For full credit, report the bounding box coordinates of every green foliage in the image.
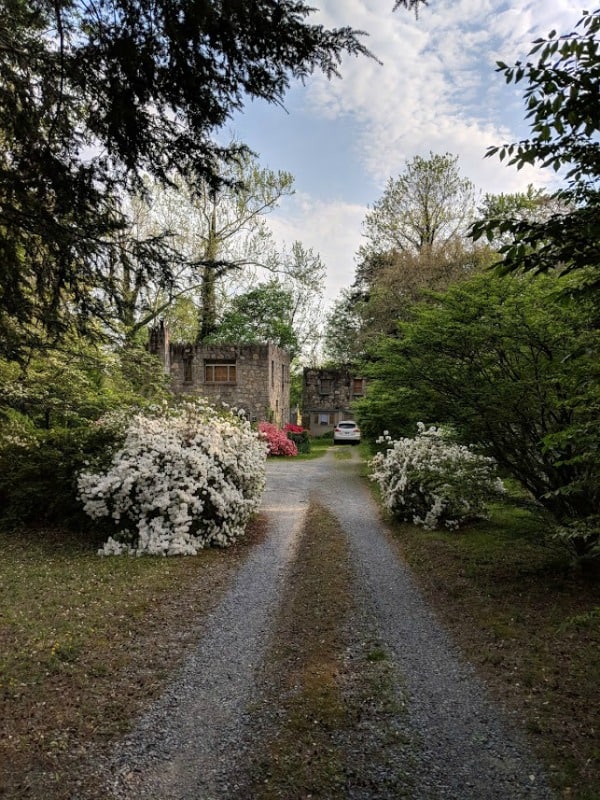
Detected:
[362,271,599,555]
[206,281,299,356]
[116,343,171,401]
[273,241,326,364]
[0,340,169,429]
[0,336,168,528]
[0,0,373,355]
[1,349,103,430]
[286,429,311,454]
[0,423,123,527]
[290,371,303,410]
[322,288,368,367]
[187,158,295,340]
[476,186,564,251]
[359,152,476,258]
[117,155,298,346]
[325,154,490,366]
[472,10,600,289]
[370,426,504,530]
[160,295,200,344]
[353,384,416,442]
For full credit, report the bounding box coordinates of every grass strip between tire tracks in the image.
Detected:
[234,499,413,800]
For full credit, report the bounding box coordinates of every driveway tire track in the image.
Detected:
[104,448,554,799]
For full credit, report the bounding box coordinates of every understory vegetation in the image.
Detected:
[359,270,599,559]
[79,400,268,555]
[1,494,597,799]
[385,497,600,800]
[370,424,505,531]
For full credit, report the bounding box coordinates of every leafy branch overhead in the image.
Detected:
[0,0,388,357]
[471,9,600,286]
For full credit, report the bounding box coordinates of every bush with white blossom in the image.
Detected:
[78,400,268,556]
[370,423,504,530]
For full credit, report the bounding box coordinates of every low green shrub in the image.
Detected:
[0,420,124,527]
[285,423,311,454]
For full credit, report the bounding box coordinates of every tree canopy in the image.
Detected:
[205,280,299,357]
[472,9,600,291]
[324,153,487,364]
[1,1,428,358]
[357,270,599,554]
[359,152,476,262]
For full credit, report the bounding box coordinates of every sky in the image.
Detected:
[224,0,585,307]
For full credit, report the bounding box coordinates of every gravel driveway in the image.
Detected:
[105,448,554,799]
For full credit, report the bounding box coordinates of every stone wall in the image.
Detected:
[301,367,366,435]
[149,324,290,426]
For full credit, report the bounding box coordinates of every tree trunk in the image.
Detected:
[197,196,219,341]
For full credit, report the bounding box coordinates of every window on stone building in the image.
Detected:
[319,378,333,395]
[314,413,334,425]
[352,378,365,396]
[204,361,236,383]
[183,357,193,383]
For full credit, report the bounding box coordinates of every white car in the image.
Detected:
[333,420,361,445]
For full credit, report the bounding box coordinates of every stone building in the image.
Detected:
[149,323,290,426]
[301,367,367,436]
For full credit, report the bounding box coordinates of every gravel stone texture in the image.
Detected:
[101,448,555,800]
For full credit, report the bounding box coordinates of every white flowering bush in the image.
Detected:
[78,400,268,556]
[370,423,504,530]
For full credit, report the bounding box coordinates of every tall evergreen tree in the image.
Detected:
[0,1,424,357]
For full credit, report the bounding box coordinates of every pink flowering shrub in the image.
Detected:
[259,421,298,457]
[284,423,304,434]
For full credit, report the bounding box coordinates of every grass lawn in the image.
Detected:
[383,498,600,800]
[0,521,266,799]
[294,435,332,459]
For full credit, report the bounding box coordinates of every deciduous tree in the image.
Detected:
[359,152,476,262]
[322,288,368,367]
[2,0,398,355]
[472,10,600,292]
[116,156,294,342]
[205,280,299,357]
[324,154,486,362]
[360,271,599,556]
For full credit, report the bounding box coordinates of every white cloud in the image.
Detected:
[235,1,585,307]
[267,194,367,304]
[306,0,583,194]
